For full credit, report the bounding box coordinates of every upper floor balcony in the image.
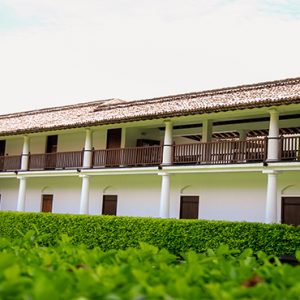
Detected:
[0,135,299,172]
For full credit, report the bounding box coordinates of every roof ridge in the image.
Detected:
[0,98,124,120]
[93,76,300,112]
[1,76,300,118]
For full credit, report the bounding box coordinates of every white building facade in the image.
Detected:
[1,77,300,225]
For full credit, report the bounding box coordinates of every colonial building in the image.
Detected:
[0,77,300,225]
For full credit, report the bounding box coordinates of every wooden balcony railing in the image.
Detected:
[0,155,21,171]
[29,151,83,170]
[173,138,267,165]
[93,145,163,167]
[280,136,300,161]
[1,136,300,172]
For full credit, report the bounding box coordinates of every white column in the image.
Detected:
[82,129,93,168]
[162,120,173,165]
[202,119,212,142]
[238,130,248,141]
[121,128,126,148]
[202,120,212,163]
[267,109,280,161]
[264,170,278,223]
[17,176,27,211]
[21,136,30,170]
[79,175,90,214]
[159,172,170,218]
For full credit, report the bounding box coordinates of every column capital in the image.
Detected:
[163,119,172,125]
[79,174,90,178]
[262,170,279,175]
[17,176,26,180]
[158,172,170,176]
[202,118,212,123]
[267,108,279,115]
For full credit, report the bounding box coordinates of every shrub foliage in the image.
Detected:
[0,234,300,299]
[0,212,300,255]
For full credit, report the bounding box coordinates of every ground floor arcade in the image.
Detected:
[1,166,300,225]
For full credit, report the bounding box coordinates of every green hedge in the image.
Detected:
[0,211,300,255]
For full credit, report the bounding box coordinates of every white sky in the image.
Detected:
[0,0,300,114]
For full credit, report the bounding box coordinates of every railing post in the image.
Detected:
[263,136,268,162]
[27,152,31,170]
[278,135,283,160]
[91,147,95,168]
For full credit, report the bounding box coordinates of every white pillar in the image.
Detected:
[121,128,126,148]
[82,129,93,168]
[21,136,30,170]
[264,170,278,223]
[267,109,280,161]
[17,176,27,211]
[162,120,173,165]
[159,172,170,218]
[79,175,90,214]
[202,119,212,142]
[238,130,248,141]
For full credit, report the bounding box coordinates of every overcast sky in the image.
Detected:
[0,0,300,114]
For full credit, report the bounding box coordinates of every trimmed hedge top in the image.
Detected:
[0,212,300,255]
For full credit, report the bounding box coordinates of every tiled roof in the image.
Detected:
[1,77,300,136]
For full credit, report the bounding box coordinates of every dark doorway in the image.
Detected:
[45,135,58,169]
[0,140,5,170]
[106,129,122,166]
[41,194,53,213]
[46,135,58,153]
[180,196,199,219]
[282,197,300,226]
[107,129,121,149]
[102,195,118,215]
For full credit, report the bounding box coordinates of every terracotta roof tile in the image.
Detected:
[1,77,300,136]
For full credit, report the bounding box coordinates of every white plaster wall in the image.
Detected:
[5,138,23,155]
[125,128,142,147]
[89,174,161,217]
[57,132,85,152]
[93,129,107,150]
[30,136,46,153]
[170,172,267,222]
[0,178,19,210]
[25,176,81,213]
